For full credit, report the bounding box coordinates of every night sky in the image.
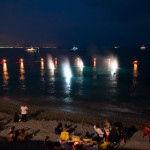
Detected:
[0,0,150,47]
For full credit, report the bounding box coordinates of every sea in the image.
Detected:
[0,48,150,117]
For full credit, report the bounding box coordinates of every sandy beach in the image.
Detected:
[0,101,150,150]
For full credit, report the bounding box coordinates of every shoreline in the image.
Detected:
[0,101,149,129]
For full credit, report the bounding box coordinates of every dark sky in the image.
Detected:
[0,0,150,47]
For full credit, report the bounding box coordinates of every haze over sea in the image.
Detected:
[0,48,150,117]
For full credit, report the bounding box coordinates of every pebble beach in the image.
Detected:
[0,101,150,149]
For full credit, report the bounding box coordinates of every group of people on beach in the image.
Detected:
[7,126,29,143]
[5,104,150,149]
[44,120,128,150]
[7,104,29,143]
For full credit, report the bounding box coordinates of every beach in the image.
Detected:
[0,101,150,149]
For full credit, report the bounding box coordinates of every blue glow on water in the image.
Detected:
[0,48,150,116]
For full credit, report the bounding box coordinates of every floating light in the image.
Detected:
[41,61,44,70]
[3,59,6,63]
[133,60,138,64]
[55,58,57,67]
[93,58,96,67]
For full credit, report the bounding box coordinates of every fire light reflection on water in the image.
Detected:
[19,60,26,90]
[76,57,84,75]
[3,62,9,90]
[40,58,45,90]
[133,61,138,87]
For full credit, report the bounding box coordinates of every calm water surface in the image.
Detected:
[0,48,150,117]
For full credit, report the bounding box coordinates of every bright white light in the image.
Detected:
[79,60,84,68]
[47,55,55,75]
[48,57,55,70]
[62,59,72,84]
[109,58,118,74]
[62,59,72,96]
[76,57,84,72]
[62,63,72,78]
[111,60,118,70]
[79,60,84,71]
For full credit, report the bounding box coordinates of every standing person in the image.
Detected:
[20,104,28,122]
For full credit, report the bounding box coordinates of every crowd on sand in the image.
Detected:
[2,105,150,150]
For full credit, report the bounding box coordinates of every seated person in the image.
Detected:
[83,131,92,142]
[53,141,62,150]
[93,124,104,138]
[142,123,150,143]
[13,112,20,122]
[104,120,112,129]
[108,126,119,146]
[113,122,125,143]
[10,126,16,134]
[64,124,70,132]
[44,136,54,150]
[71,131,80,141]
[55,123,63,134]
[17,128,28,142]
[7,126,16,142]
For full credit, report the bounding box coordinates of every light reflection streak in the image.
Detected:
[106,57,119,96]
[93,58,97,78]
[93,58,96,68]
[108,58,111,69]
[76,57,80,66]
[41,58,44,70]
[55,58,57,68]
[47,55,55,77]
[107,57,118,75]
[47,55,55,94]
[76,57,84,74]
[133,62,138,86]
[93,67,97,79]
[19,60,26,90]
[3,62,9,90]
[111,59,118,75]
[40,59,45,83]
[62,59,72,96]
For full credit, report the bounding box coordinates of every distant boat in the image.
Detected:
[114,46,119,49]
[140,45,147,50]
[70,45,78,51]
[25,47,39,53]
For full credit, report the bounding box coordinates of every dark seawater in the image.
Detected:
[0,48,150,117]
